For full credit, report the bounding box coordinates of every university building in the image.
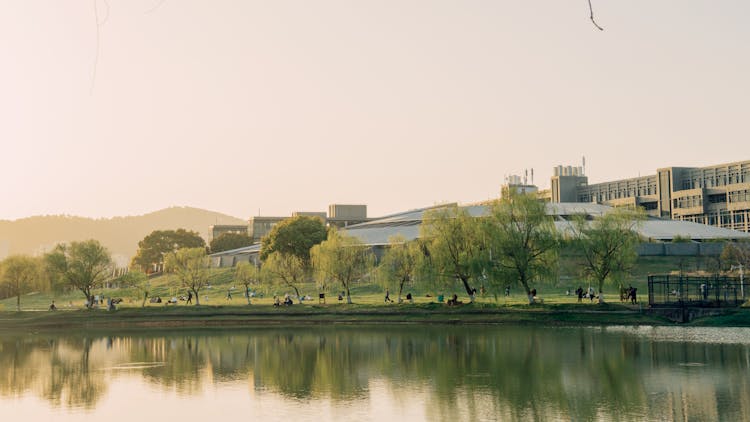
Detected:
[550,160,750,233]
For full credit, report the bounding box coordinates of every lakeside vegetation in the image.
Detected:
[2,193,749,328]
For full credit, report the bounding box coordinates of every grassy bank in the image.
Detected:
[0,301,682,330]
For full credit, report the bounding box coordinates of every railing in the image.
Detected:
[648,275,745,307]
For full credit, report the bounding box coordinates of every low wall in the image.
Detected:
[638,242,725,257]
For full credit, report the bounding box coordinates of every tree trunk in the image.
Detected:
[293,286,302,304]
[459,276,475,303]
[16,294,20,312]
[346,285,352,304]
[598,280,605,304]
[141,291,148,308]
[194,289,200,305]
[245,286,251,305]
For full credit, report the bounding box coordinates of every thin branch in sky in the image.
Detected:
[145,0,167,14]
[90,0,109,94]
[588,0,604,31]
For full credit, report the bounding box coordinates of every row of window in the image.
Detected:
[579,185,658,202]
[673,195,703,209]
[681,170,749,190]
[729,190,750,203]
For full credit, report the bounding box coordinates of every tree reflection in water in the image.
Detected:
[0,325,748,420]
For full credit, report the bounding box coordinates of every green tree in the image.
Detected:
[260,216,327,267]
[485,193,559,304]
[420,206,486,302]
[0,255,43,311]
[571,208,644,302]
[262,252,306,303]
[45,240,113,307]
[377,235,422,302]
[721,241,750,271]
[210,232,254,254]
[311,229,375,304]
[131,229,205,273]
[114,270,150,307]
[234,261,261,304]
[164,247,210,306]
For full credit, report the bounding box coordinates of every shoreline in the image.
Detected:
[1,304,748,330]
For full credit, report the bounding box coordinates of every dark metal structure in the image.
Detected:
[648,274,745,307]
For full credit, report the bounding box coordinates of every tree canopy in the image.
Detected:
[164,247,210,305]
[570,208,644,300]
[45,239,113,306]
[0,255,43,311]
[209,232,254,254]
[311,229,374,304]
[420,205,486,301]
[262,252,306,303]
[234,261,261,304]
[131,229,205,272]
[485,193,559,303]
[377,235,423,302]
[260,216,327,267]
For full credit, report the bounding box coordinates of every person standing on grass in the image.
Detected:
[186,291,193,305]
[384,288,393,303]
[226,289,232,301]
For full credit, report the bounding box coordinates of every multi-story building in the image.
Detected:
[551,160,750,233]
[208,224,250,242]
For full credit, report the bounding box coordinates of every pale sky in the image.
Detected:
[1,1,748,221]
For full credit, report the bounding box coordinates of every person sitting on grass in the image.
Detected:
[49,301,57,311]
[273,295,281,307]
[447,294,462,306]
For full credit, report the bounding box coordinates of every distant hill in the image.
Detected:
[0,207,246,265]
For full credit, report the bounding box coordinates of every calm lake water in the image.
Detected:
[1,325,749,421]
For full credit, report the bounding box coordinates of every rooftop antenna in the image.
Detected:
[582,156,586,175]
[531,168,534,184]
[524,169,528,185]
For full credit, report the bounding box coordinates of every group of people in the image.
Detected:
[575,286,598,302]
[273,294,294,307]
[384,289,413,304]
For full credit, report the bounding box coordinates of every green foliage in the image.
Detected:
[164,247,210,305]
[44,239,113,306]
[671,235,693,243]
[260,216,327,267]
[131,229,205,272]
[377,235,422,300]
[420,205,487,299]
[721,241,750,270]
[262,252,306,302]
[209,232,254,254]
[570,208,644,296]
[311,229,375,303]
[485,193,559,301]
[0,255,44,310]
[234,261,261,304]
[114,270,150,306]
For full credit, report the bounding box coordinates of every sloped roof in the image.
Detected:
[342,202,750,245]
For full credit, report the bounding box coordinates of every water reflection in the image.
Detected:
[1,325,749,421]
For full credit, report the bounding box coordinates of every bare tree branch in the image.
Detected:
[588,0,604,31]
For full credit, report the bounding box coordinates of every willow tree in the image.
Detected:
[571,207,644,302]
[262,252,305,303]
[420,205,486,302]
[377,235,423,303]
[234,261,261,304]
[45,240,112,307]
[311,229,375,304]
[486,193,559,304]
[0,255,43,311]
[164,247,210,305]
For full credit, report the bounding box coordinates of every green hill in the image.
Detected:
[0,207,245,265]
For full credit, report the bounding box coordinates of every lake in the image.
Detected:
[0,325,748,421]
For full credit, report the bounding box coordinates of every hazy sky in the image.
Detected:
[1,1,748,221]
